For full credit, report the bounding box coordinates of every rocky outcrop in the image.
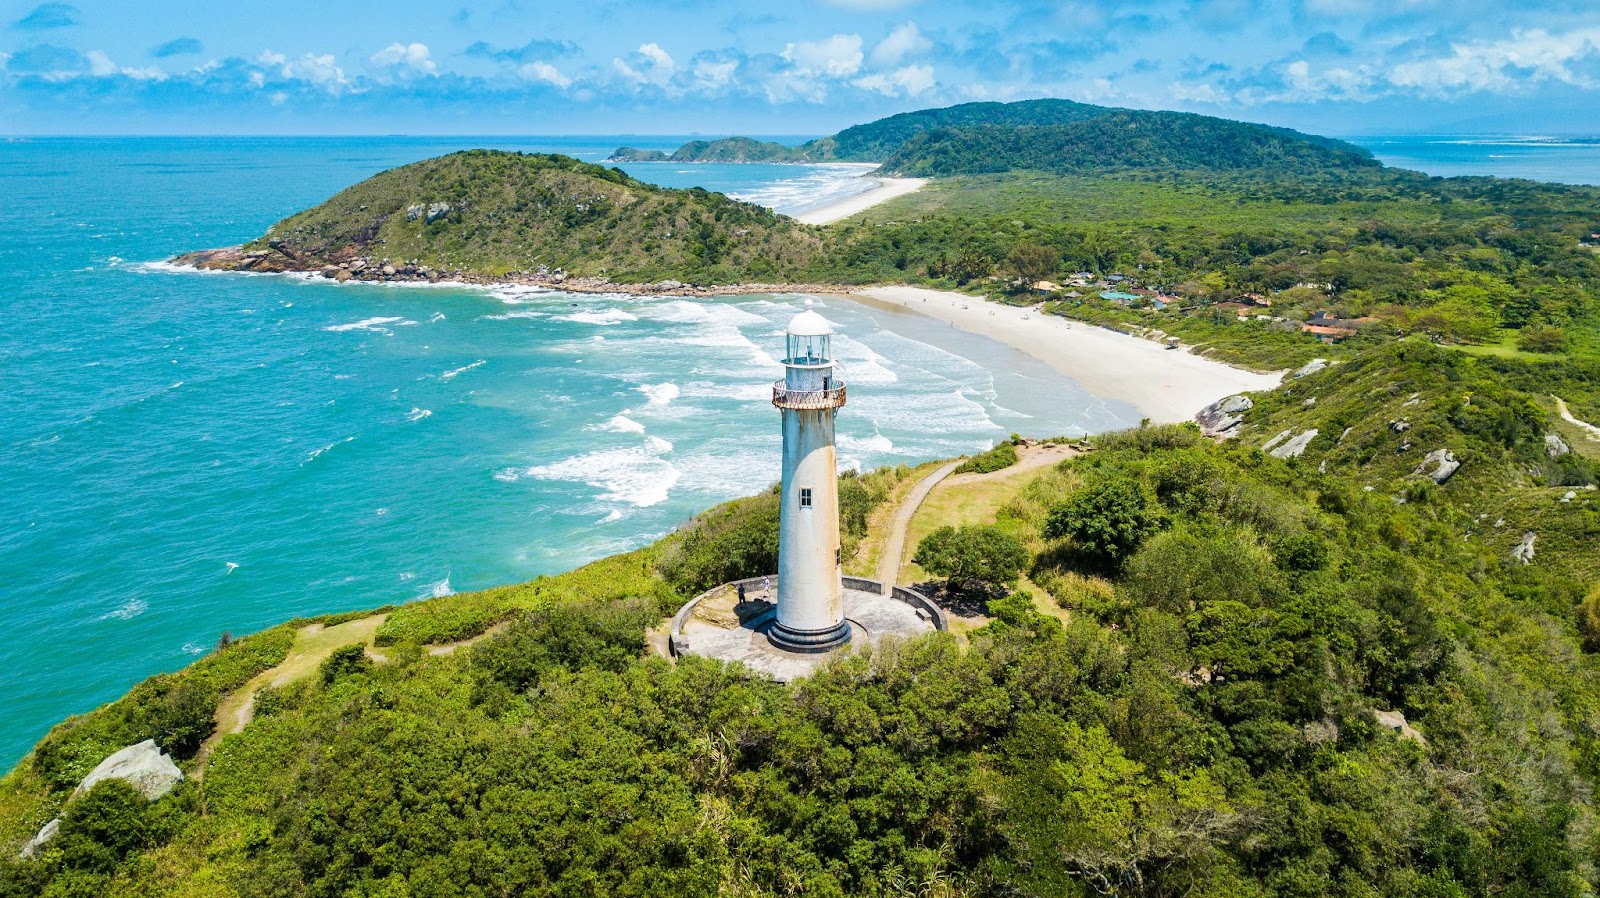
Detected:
[75,739,183,800]
[1412,448,1460,483]
[1546,433,1571,458]
[18,740,184,858]
[1294,358,1329,378]
[18,819,59,859]
[1511,531,1537,564]
[1269,429,1318,459]
[1196,394,1252,437]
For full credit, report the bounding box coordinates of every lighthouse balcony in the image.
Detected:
[772,380,847,409]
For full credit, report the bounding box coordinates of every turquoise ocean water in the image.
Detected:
[0,137,1138,767]
[3,133,1590,769]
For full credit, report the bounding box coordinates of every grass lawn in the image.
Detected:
[211,614,388,738]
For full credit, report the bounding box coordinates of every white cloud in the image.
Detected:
[518,61,570,89]
[1387,27,1600,95]
[80,49,167,81]
[782,33,864,78]
[639,42,675,73]
[613,42,675,88]
[370,42,435,75]
[693,57,738,90]
[281,53,348,90]
[255,50,286,67]
[871,22,931,67]
[85,49,116,76]
[853,63,934,96]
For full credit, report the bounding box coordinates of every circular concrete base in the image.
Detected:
[669,579,940,682]
[767,619,853,654]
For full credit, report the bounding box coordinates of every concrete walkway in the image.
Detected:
[876,460,963,592]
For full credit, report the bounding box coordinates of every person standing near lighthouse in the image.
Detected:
[768,310,851,653]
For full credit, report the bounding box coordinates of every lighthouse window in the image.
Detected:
[799,488,812,508]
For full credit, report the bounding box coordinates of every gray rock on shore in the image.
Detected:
[1195,394,1252,437]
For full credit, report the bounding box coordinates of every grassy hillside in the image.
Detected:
[232,150,822,283]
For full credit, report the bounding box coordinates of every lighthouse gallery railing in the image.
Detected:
[771,380,847,410]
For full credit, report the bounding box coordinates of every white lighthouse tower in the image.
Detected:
[769,310,851,653]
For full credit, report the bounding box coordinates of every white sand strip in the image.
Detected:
[850,285,1285,425]
[795,177,927,225]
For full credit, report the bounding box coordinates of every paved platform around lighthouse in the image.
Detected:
[669,578,942,682]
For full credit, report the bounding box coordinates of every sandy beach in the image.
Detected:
[795,176,927,225]
[849,285,1285,424]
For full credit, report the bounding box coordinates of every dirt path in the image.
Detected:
[876,461,963,590]
[1555,396,1600,442]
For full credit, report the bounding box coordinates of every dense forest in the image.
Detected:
[3,338,1598,895]
[875,113,1377,178]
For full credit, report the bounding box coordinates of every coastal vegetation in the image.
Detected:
[214,150,821,283]
[5,356,1598,894]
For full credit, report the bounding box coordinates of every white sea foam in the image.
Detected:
[427,577,453,599]
[441,360,485,380]
[183,642,208,655]
[637,382,679,407]
[101,597,147,621]
[407,407,432,422]
[839,432,895,454]
[305,436,355,464]
[597,414,646,433]
[559,308,638,326]
[600,510,624,523]
[522,435,681,507]
[224,562,238,574]
[484,309,547,320]
[324,316,416,334]
[429,312,446,323]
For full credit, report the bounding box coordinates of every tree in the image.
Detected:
[1578,582,1600,653]
[1004,241,1059,287]
[320,643,373,685]
[1044,477,1159,571]
[1517,325,1568,353]
[914,524,1029,593]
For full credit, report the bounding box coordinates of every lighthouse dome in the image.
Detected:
[786,310,834,337]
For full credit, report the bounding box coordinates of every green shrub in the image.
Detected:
[956,442,1019,474]
[1517,325,1568,353]
[1043,476,1160,571]
[319,644,372,686]
[1579,582,1600,653]
[914,524,1029,593]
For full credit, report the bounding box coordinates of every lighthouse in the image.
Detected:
[768,310,851,653]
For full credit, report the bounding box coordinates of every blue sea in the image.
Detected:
[0,136,1139,768]
[1350,134,1600,185]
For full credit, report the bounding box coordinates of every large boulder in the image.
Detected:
[1293,358,1328,379]
[1546,433,1571,458]
[1413,448,1460,484]
[74,739,183,801]
[1196,394,1252,436]
[1269,429,1319,459]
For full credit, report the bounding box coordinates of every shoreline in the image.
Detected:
[845,285,1284,424]
[156,257,1282,423]
[793,176,926,225]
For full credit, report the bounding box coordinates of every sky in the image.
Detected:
[3,0,1599,136]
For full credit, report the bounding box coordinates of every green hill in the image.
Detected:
[815,97,1112,161]
[177,150,821,283]
[877,113,1378,177]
